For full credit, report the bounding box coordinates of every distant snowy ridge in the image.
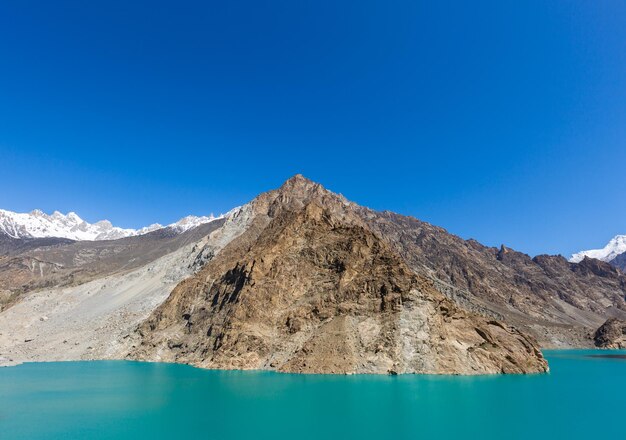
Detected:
[570,235,626,263]
[0,208,228,241]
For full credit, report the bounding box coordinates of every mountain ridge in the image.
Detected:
[2,175,625,374]
[0,208,230,241]
[131,175,548,374]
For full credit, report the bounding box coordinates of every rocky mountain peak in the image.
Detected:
[281,173,317,188]
[131,177,547,375]
[275,174,328,201]
[497,244,509,260]
[247,175,352,223]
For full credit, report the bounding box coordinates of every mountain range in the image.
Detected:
[1,175,625,373]
[0,208,225,241]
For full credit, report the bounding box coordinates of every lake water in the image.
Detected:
[1,350,625,439]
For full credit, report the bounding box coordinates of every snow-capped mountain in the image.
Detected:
[570,235,626,263]
[167,215,218,233]
[0,209,223,241]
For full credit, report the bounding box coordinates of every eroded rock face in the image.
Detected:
[357,209,626,348]
[594,319,626,349]
[131,176,547,375]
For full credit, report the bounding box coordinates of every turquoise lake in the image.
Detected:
[1,350,625,439]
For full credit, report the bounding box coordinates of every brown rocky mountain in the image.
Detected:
[594,318,626,348]
[131,176,547,374]
[357,210,626,348]
[3,175,624,374]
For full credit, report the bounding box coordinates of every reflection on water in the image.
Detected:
[585,354,626,360]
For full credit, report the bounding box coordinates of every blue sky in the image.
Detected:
[0,1,624,257]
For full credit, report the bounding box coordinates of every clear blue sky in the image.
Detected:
[1,1,624,257]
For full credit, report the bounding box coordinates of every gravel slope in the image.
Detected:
[0,207,252,367]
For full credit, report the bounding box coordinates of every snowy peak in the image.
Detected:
[0,209,225,241]
[169,215,217,233]
[570,235,626,263]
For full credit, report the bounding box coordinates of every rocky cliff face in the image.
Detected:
[356,209,626,348]
[594,318,626,348]
[610,252,626,272]
[131,176,547,374]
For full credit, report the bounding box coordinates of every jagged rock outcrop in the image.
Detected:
[594,318,626,348]
[131,176,547,374]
